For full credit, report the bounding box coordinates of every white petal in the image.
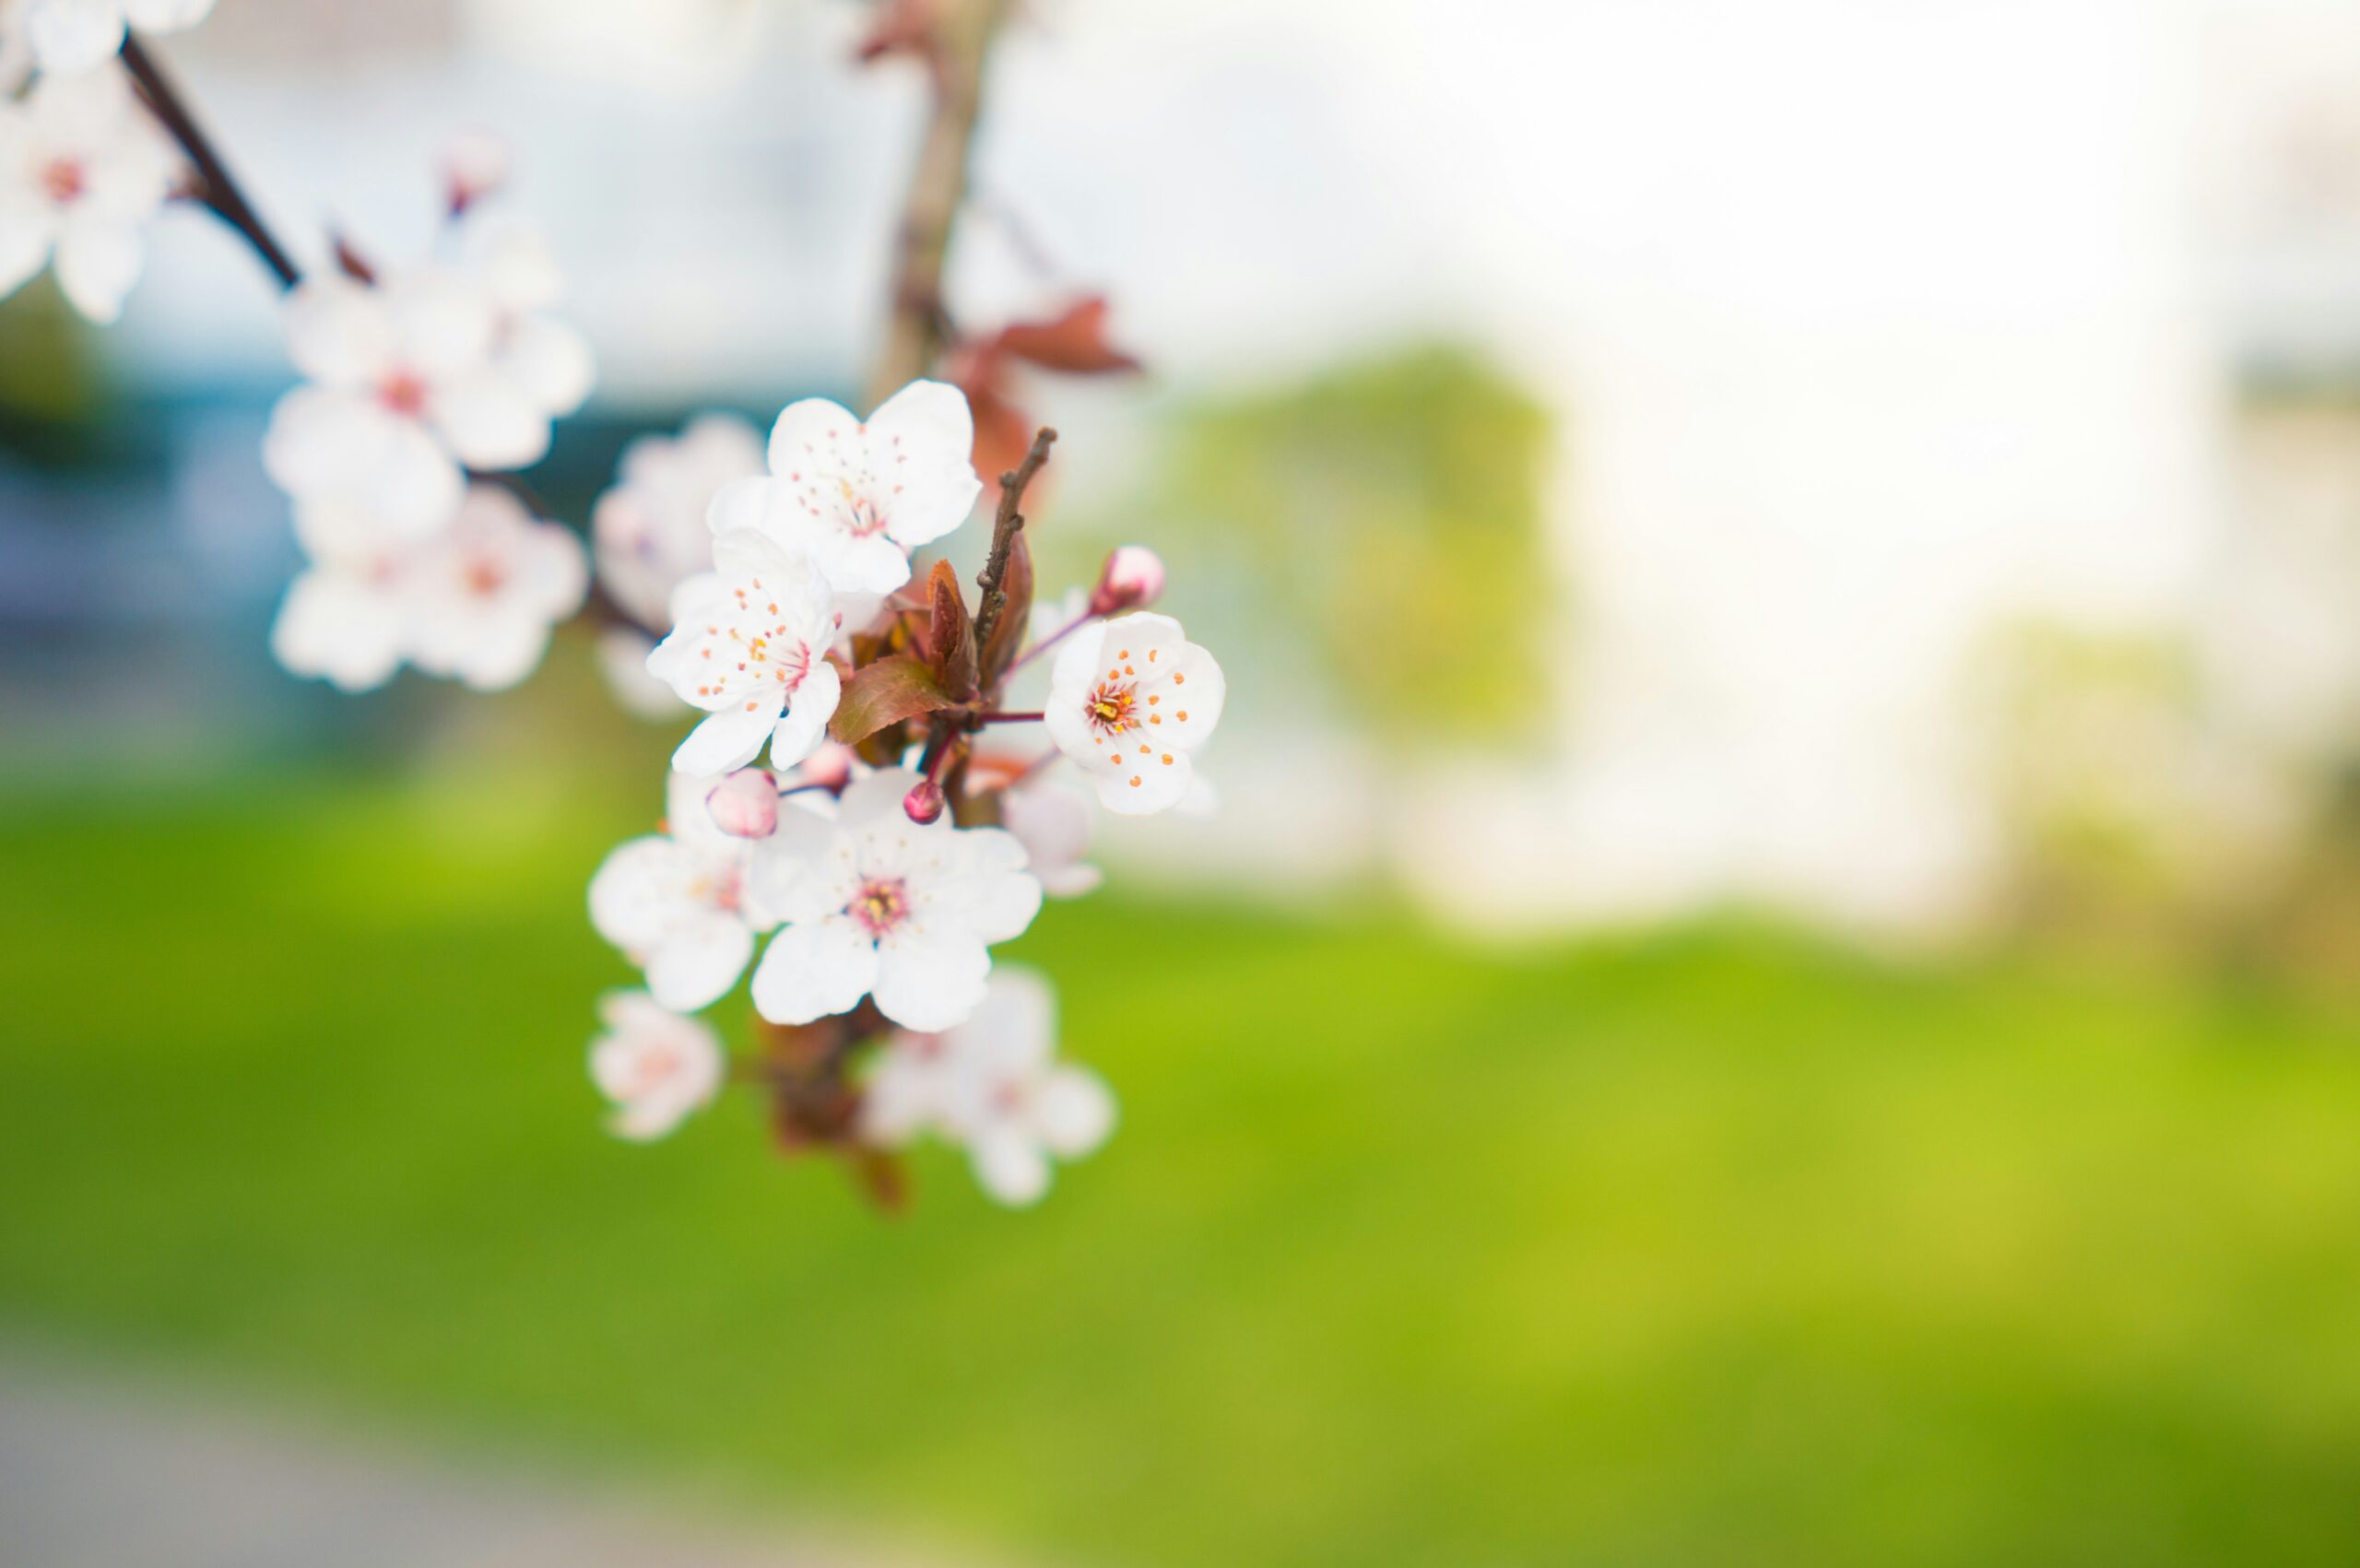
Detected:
[835,768,923,830]
[705,474,774,539]
[864,379,983,549]
[499,314,595,416]
[51,218,142,324]
[283,277,391,386]
[767,658,839,770]
[1033,1067,1115,1156]
[644,911,753,1013]
[25,0,124,74]
[672,696,785,775]
[383,268,494,374]
[270,567,404,691]
[871,927,990,1033]
[968,1132,1051,1207]
[123,0,215,32]
[1092,747,1195,817]
[765,395,860,479]
[743,803,855,926]
[750,915,877,1024]
[431,371,549,470]
[597,627,688,720]
[587,835,702,952]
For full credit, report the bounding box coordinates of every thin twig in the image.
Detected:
[966,425,1055,667]
[120,36,301,290]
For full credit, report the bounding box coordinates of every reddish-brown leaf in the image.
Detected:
[829,654,957,744]
[926,559,979,699]
[995,296,1140,375]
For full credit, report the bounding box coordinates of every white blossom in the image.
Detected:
[747,770,1042,1033]
[592,413,765,631]
[589,769,791,1013]
[1044,611,1226,816]
[262,270,549,545]
[595,625,690,719]
[0,66,177,324]
[18,0,213,77]
[866,967,1114,1206]
[269,484,584,693]
[401,485,586,690]
[457,216,596,422]
[645,527,844,776]
[588,990,724,1142]
[706,379,982,598]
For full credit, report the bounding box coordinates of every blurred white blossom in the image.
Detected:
[456,216,596,422]
[998,772,1102,898]
[1045,611,1226,816]
[18,0,212,77]
[588,991,724,1142]
[590,770,791,1014]
[0,67,177,323]
[592,412,764,631]
[747,771,1041,1032]
[707,379,982,597]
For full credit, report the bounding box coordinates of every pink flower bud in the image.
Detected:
[903,777,946,825]
[1090,545,1166,615]
[705,770,780,839]
[440,128,511,216]
[799,743,856,792]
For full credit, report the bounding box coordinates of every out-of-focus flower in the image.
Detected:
[0,67,177,324]
[588,990,724,1141]
[796,741,856,793]
[592,413,765,631]
[457,216,595,422]
[263,271,545,543]
[1089,544,1165,616]
[707,379,982,597]
[1045,611,1225,815]
[997,771,1101,897]
[865,966,1112,1206]
[18,0,213,76]
[269,543,410,694]
[402,485,586,691]
[438,126,509,217]
[595,626,690,719]
[589,770,789,1013]
[646,528,844,776]
[747,770,1041,1032]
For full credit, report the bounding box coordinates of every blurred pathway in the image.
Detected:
[0,1357,916,1568]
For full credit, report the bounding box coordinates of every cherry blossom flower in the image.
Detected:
[645,527,844,776]
[1044,611,1227,816]
[18,0,213,77]
[402,485,587,690]
[747,770,1042,1032]
[262,270,546,544]
[1090,544,1165,615]
[0,67,178,324]
[457,216,596,424]
[269,541,410,694]
[592,413,765,631]
[588,991,725,1142]
[706,379,982,597]
[865,967,1114,1206]
[590,769,790,1014]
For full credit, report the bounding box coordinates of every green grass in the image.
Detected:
[5,771,2360,1565]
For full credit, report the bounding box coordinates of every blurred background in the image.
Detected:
[7,0,2360,1563]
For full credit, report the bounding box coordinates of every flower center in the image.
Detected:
[633,1045,680,1091]
[41,159,86,204]
[1086,681,1139,736]
[842,489,889,537]
[378,367,430,417]
[850,876,909,937]
[462,555,507,597]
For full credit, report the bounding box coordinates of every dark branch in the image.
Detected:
[967,425,1056,667]
[120,36,301,290]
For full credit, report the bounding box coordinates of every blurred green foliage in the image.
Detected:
[0,277,105,431]
[1117,345,1554,749]
[6,778,2360,1565]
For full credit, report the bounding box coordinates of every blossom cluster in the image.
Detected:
[587,382,1224,1206]
[6,2,1228,1211]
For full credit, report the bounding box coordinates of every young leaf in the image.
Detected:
[830,654,956,744]
[927,559,979,699]
[979,528,1034,687]
[996,297,1140,375]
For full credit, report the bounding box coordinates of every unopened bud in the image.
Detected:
[706,769,780,839]
[903,777,946,825]
[799,742,856,792]
[1089,545,1165,616]
[440,127,511,217]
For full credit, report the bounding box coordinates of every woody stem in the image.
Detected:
[120,36,301,290]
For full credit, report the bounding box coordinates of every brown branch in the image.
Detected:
[866,0,1009,406]
[120,36,301,290]
[966,425,1055,667]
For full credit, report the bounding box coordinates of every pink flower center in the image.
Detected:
[41,159,87,204]
[850,876,909,938]
[632,1045,680,1092]
[378,368,430,418]
[1086,680,1139,736]
[841,489,889,537]
[462,555,507,598]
